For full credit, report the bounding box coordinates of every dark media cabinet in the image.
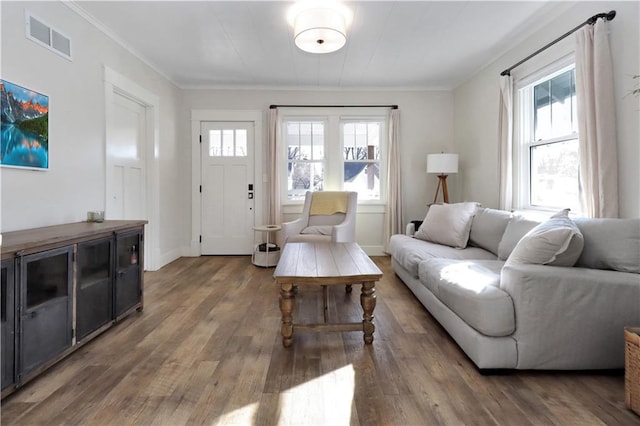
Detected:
[1,220,146,399]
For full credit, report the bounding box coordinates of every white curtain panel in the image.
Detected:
[498,75,514,211]
[268,108,281,226]
[383,108,403,253]
[575,18,619,218]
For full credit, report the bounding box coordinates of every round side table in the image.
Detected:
[252,225,281,267]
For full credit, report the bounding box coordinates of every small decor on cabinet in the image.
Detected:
[0,79,49,170]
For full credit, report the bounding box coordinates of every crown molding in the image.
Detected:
[63,0,180,88]
[179,83,453,92]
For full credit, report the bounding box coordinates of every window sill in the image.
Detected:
[513,208,585,221]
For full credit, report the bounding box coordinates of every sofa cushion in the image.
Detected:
[469,208,513,256]
[574,217,640,273]
[389,234,497,278]
[414,202,478,249]
[497,215,539,260]
[301,225,332,235]
[419,259,515,337]
[505,209,584,267]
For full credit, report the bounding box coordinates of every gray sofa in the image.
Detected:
[390,207,640,370]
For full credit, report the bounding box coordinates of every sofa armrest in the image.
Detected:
[500,264,640,369]
[281,217,306,244]
[331,220,355,243]
[406,223,415,236]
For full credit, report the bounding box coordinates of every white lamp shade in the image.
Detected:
[427,153,459,174]
[294,6,347,53]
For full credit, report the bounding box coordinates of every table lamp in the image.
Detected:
[426,153,458,204]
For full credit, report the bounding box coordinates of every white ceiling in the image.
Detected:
[69,1,563,90]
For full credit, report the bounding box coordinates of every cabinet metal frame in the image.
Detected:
[76,236,115,342]
[19,245,74,379]
[1,259,16,391]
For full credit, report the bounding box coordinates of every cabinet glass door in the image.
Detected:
[20,247,73,376]
[115,231,142,317]
[1,259,15,390]
[77,238,113,341]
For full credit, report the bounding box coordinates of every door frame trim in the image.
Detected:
[190,110,264,256]
[104,66,160,271]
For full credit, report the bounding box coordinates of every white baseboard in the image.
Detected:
[155,246,191,270]
[153,244,387,271]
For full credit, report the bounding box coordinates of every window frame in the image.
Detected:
[279,108,388,205]
[340,117,385,202]
[514,57,581,214]
[283,118,327,201]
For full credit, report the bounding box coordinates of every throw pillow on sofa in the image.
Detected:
[497,215,539,260]
[414,202,478,249]
[505,209,584,267]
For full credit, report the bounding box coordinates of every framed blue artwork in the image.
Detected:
[1,79,49,170]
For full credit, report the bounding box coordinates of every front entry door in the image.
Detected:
[201,122,255,254]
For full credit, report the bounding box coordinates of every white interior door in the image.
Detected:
[201,122,255,254]
[106,92,147,221]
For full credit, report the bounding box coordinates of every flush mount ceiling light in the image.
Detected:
[288,0,352,54]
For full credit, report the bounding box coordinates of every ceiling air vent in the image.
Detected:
[25,10,72,60]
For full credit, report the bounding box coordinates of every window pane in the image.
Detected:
[530,139,579,210]
[299,136,312,159]
[222,129,234,156]
[355,123,367,153]
[534,69,575,141]
[341,120,383,200]
[343,123,355,147]
[287,161,324,200]
[286,123,300,160]
[299,123,312,159]
[235,129,247,156]
[312,143,324,160]
[534,81,551,141]
[209,130,221,156]
[550,70,575,137]
[286,121,324,160]
[344,161,379,200]
[368,123,380,159]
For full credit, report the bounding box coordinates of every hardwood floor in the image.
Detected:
[1,255,637,425]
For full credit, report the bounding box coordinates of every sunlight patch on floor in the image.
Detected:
[213,401,260,425]
[278,363,355,425]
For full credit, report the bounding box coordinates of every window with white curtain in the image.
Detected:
[285,120,325,200]
[281,109,387,202]
[516,63,581,213]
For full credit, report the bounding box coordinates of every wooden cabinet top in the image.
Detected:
[1,220,147,259]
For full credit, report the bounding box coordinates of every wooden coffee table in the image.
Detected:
[273,242,383,347]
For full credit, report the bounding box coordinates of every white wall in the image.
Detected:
[454,1,640,218]
[181,89,454,253]
[15,1,628,262]
[0,1,188,268]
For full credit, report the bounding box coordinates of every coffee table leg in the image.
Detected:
[360,281,376,344]
[280,283,295,347]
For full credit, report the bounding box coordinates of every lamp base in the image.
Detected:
[432,174,450,204]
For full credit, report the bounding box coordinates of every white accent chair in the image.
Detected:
[281,191,358,245]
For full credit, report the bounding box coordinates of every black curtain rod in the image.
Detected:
[270,104,398,109]
[500,10,616,76]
